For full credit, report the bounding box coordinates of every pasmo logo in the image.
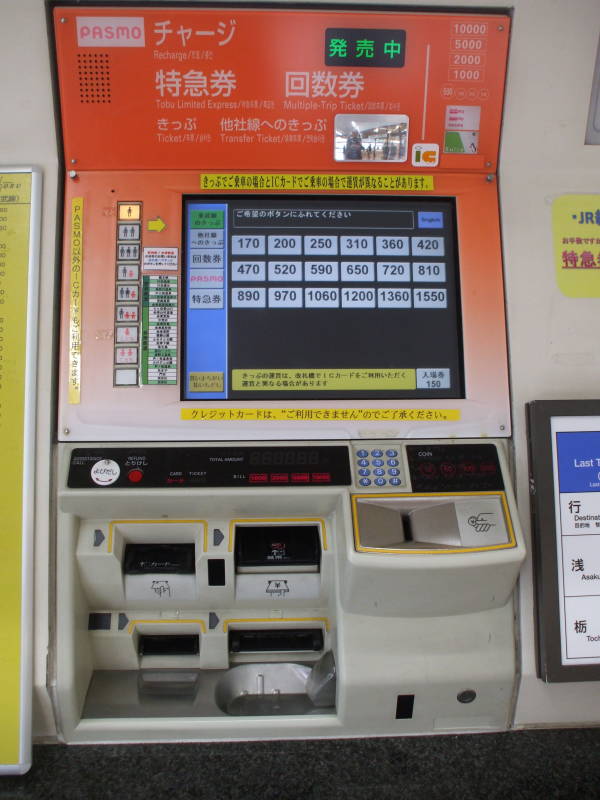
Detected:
[76,17,145,47]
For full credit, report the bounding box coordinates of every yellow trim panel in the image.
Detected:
[107,519,208,555]
[127,619,207,635]
[228,517,328,553]
[223,617,330,633]
[351,491,516,554]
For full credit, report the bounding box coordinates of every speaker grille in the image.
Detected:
[77,53,111,104]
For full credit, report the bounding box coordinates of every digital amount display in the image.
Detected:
[182,195,463,400]
[248,449,321,466]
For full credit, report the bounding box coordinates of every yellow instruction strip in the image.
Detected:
[68,198,83,404]
[232,369,415,392]
[182,408,460,422]
[200,173,434,192]
[0,171,32,768]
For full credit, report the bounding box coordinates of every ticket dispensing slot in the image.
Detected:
[77,522,203,610]
[234,524,323,604]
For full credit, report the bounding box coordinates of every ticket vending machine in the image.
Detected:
[49,5,526,743]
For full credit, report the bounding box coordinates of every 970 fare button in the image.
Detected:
[90,459,121,486]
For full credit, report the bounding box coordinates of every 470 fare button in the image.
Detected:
[90,459,121,486]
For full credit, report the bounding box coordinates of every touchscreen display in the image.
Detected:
[182,195,463,400]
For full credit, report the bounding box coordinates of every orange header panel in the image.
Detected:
[53,7,509,172]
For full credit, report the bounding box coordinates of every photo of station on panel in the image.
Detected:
[182,195,463,401]
[334,115,409,162]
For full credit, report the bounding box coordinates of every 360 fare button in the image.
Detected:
[90,459,121,486]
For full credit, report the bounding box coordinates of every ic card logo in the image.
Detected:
[412,143,440,167]
[77,17,145,47]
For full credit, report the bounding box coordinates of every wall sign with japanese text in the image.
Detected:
[528,400,600,682]
[553,194,600,297]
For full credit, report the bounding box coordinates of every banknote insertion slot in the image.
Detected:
[123,543,196,574]
[138,634,200,657]
[229,628,324,653]
[235,525,321,572]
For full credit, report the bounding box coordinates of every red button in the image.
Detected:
[419,462,437,477]
[249,473,268,484]
[291,473,310,483]
[440,463,457,478]
[127,469,144,483]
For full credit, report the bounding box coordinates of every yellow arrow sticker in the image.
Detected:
[147,217,166,232]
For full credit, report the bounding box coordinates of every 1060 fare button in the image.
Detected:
[90,459,120,486]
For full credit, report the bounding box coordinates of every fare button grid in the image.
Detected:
[230,234,444,257]
[231,286,447,309]
[229,232,449,309]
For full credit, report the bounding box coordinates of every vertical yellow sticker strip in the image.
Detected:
[69,198,83,403]
[553,194,600,297]
[0,172,32,768]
